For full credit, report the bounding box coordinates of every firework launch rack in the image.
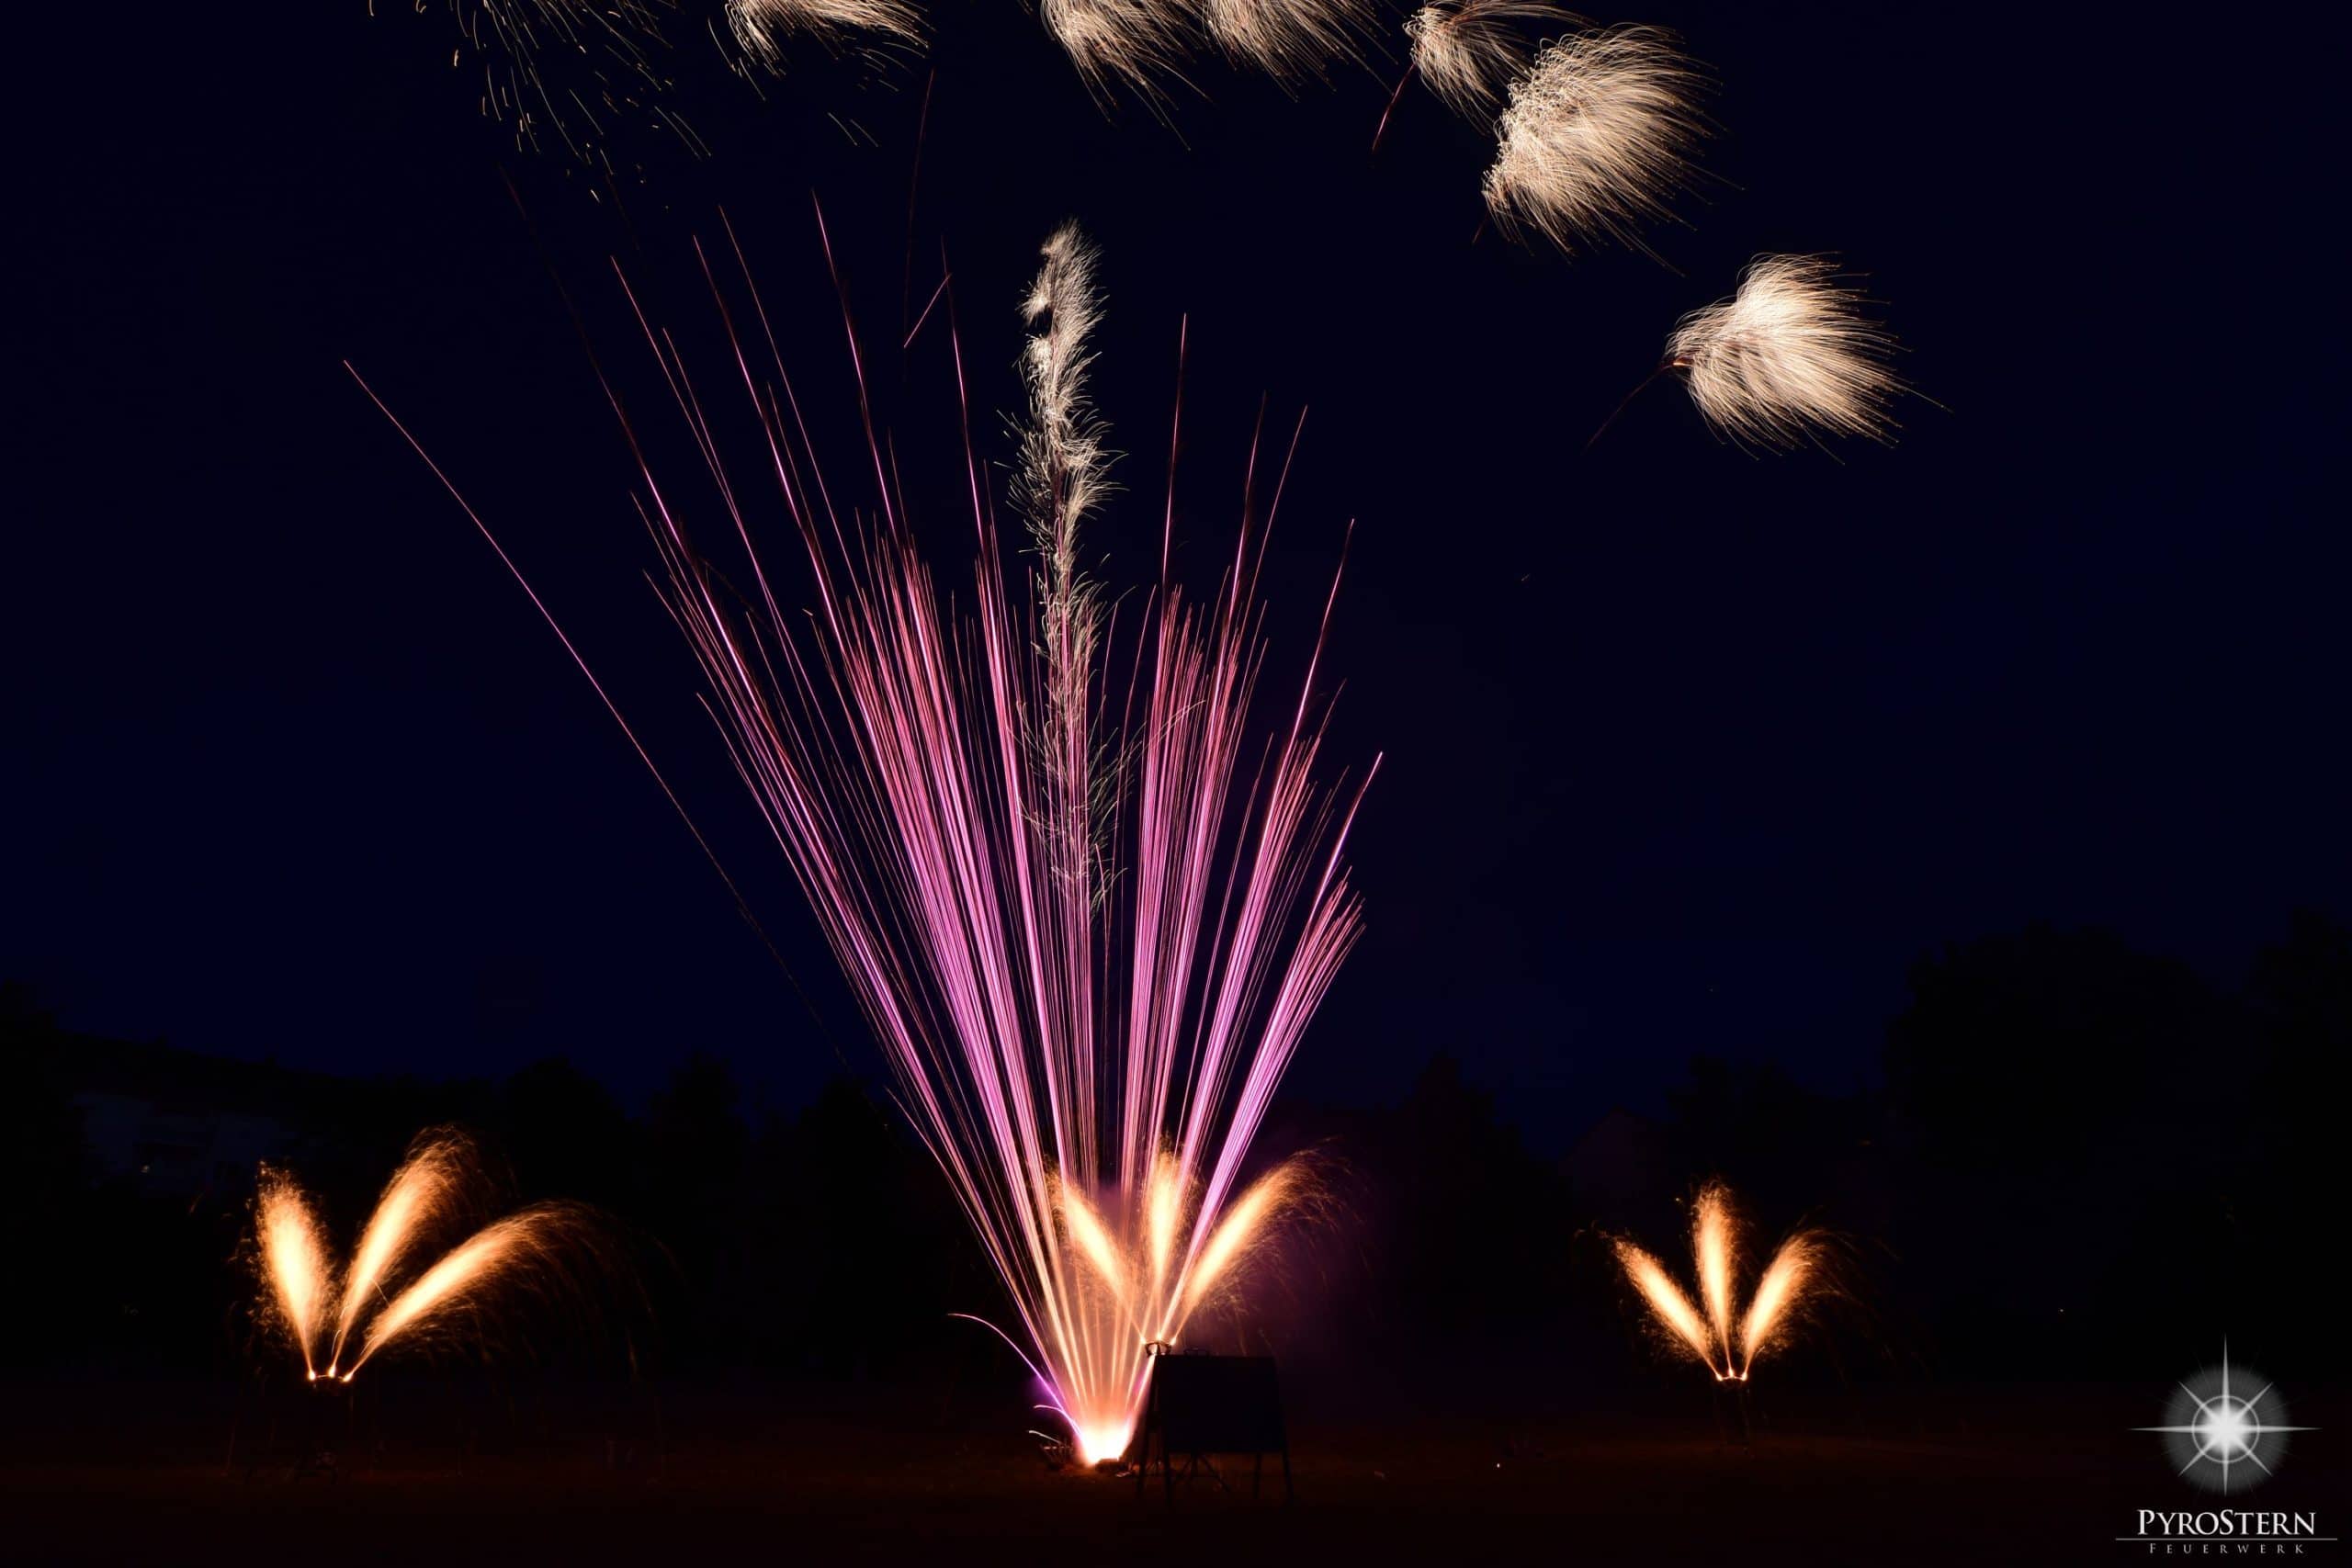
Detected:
[1131,1349,1292,1506]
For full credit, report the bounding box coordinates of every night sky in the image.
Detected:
[10,3,2345,1145]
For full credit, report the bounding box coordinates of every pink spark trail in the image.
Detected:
[609,217,1375,1464]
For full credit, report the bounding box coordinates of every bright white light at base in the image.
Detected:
[2199,1401,2251,1457]
[1074,1424,1131,1466]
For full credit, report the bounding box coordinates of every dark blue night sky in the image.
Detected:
[9,2,2345,1147]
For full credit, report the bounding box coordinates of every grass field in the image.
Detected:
[14,1373,2321,1564]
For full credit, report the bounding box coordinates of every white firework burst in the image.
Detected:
[1481,25,1707,258]
[1665,254,1904,449]
[1406,0,1580,119]
[1199,0,1372,83]
[1039,0,1197,99]
[727,0,926,72]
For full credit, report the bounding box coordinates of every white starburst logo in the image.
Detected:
[2135,1344,2313,1493]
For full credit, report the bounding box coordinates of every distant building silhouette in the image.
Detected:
[57,1037,337,1197]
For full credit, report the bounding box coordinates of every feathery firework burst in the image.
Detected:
[1403,0,1580,120]
[1198,0,1372,82]
[1482,25,1707,258]
[1017,224,1113,565]
[728,0,927,73]
[577,219,1374,1464]
[253,1130,606,1382]
[1613,1181,1829,1381]
[1663,254,1903,449]
[1040,0,1199,99]
[1037,0,1368,99]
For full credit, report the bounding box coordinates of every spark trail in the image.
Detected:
[1614,1180,1829,1381]
[252,1130,606,1382]
[610,219,1376,1462]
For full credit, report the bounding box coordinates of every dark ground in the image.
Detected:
[6,1376,2342,1564]
[6,937,2347,1563]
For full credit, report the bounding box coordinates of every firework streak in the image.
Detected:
[1612,1179,1826,1381]
[256,1131,601,1381]
[596,220,1376,1463]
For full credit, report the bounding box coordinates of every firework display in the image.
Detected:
[427,0,689,161]
[27,0,2338,1553]
[342,0,1915,1483]
[593,217,1374,1464]
[1612,1181,1831,1382]
[1665,255,1905,448]
[377,0,1914,400]
[1400,1,1577,121]
[1374,3,1710,264]
[255,1130,605,1382]
[346,0,1910,1470]
[728,0,929,63]
[1035,0,1199,97]
[1196,0,1374,80]
[1480,26,1707,259]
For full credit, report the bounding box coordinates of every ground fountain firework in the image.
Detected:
[1612,1180,1831,1382]
[254,1129,607,1382]
[530,217,1379,1466]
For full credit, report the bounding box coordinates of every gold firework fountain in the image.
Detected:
[1611,1180,1833,1441]
[253,1130,606,1384]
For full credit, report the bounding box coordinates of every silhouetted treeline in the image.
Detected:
[3,909,2342,1392]
[1879,912,2345,1380]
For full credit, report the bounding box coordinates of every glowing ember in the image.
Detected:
[1615,1181,1828,1381]
[380,1,692,165]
